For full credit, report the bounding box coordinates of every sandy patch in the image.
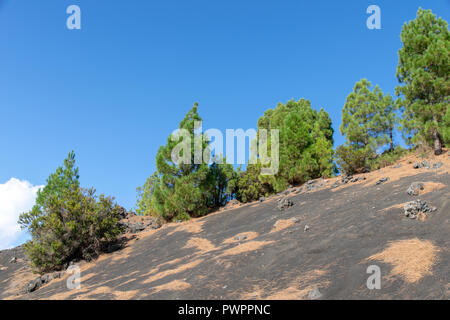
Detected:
[332,152,449,192]
[166,220,205,236]
[183,237,217,254]
[152,280,191,293]
[367,238,439,283]
[238,269,329,300]
[270,219,296,233]
[222,232,259,244]
[2,266,37,297]
[420,182,446,195]
[142,259,204,284]
[220,241,274,257]
[264,269,329,300]
[378,203,405,213]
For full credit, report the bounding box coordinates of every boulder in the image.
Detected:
[404,200,437,219]
[277,198,294,211]
[129,222,146,233]
[308,287,322,300]
[406,182,424,196]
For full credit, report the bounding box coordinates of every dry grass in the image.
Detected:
[367,238,439,283]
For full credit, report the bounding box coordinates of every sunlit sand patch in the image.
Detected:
[3,266,36,297]
[152,279,191,293]
[238,269,329,300]
[220,241,274,257]
[270,219,296,233]
[264,269,329,300]
[166,220,205,236]
[420,182,446,195]
[367,238,439,283]
[378,203,405,213]
[142,259,204,284]
[332,153,449,192]
[222,232,259,244]
[80,273,97,283]
[183,237,217,254]
[144,257,186,278]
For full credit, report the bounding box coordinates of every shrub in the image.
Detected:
[335,145,373,175]
[18,152,123,273]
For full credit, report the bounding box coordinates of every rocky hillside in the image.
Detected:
[1,152,449,300]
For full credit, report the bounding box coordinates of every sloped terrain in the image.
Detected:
[1,153,449,300]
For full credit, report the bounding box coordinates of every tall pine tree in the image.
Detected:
[396,8,449,155]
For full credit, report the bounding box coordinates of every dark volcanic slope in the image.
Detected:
[1,154,449,300]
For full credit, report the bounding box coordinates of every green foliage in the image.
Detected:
[232,164,274,203]
[138,104,241,221]
[135,172,160,216]
[396,8,449,154]
[368,147,408,171]
[205,158,237,208]
[150,103,228,221]
[335,145,372,175]
[232,99,335,201]
[337,79,400,174]
[18,152,123,273]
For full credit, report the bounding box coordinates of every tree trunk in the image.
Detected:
[389,129,394,152]
[433,129,442,155]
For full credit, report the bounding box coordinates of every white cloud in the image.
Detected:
[0,178,43,250]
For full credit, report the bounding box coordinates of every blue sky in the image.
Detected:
[0,1,449,247]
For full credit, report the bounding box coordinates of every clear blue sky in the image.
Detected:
[1,0,449,211]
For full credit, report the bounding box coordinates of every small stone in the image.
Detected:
[304,225,310,232]
[433,162,443,169]
[234,235,248,241]
[375,177,390,185]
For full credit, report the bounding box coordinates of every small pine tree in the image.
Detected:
[153,103,212,220]
[18,152,123,273]
[338,79,399,173]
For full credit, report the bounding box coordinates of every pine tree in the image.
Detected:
[338,79,399,173]
[18,152,123,272]
[396,8,449,155]
[239,98,335,196]
[153,103,212,221]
